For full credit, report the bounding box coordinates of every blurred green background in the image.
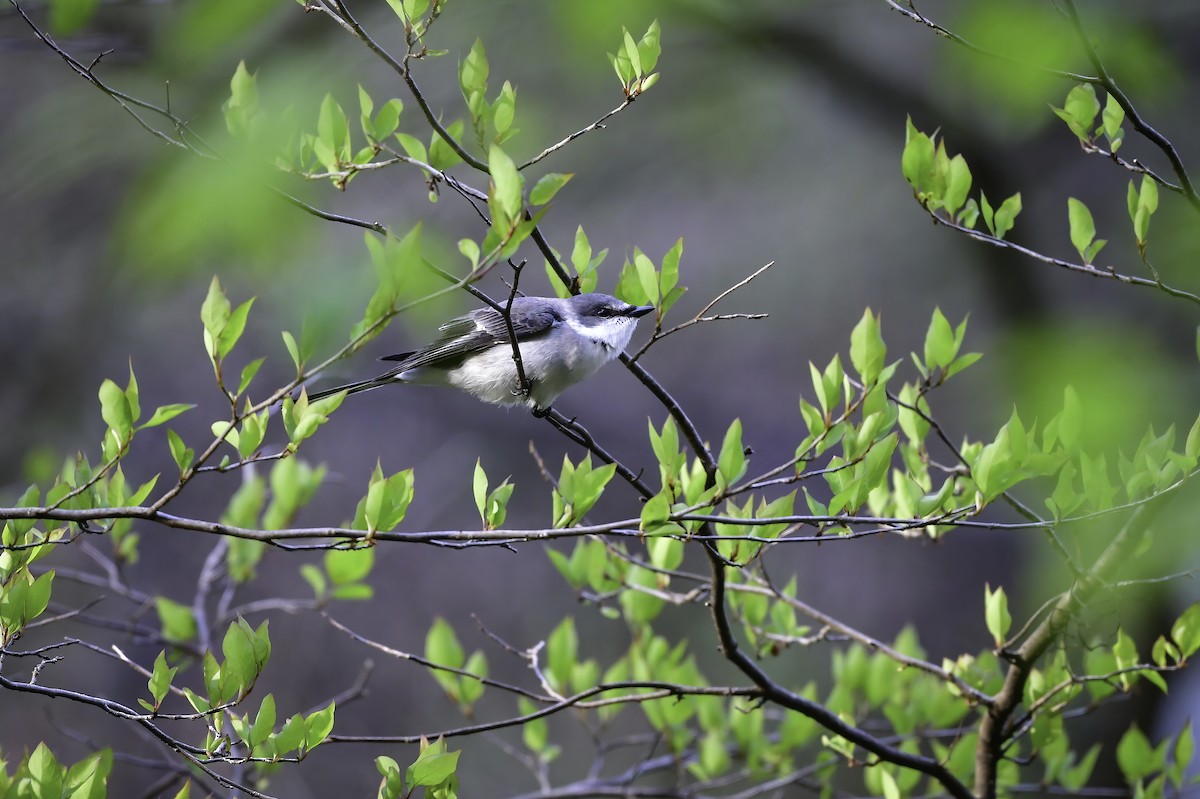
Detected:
[2,0,1198,794]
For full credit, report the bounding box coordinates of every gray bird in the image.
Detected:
[308,293,655,409]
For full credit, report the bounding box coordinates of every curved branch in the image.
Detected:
[1060,0,1200,212]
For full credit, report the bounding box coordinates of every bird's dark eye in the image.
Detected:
[596,307,612,317]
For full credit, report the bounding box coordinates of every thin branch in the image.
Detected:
[518,97,634,171]
[930,213,1200,306]
[630,261,774,363]
[1060,0,1200,212]
[329,679,759,744]
[879,0,1098,83]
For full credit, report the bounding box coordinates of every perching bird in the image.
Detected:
[307,293,655,410]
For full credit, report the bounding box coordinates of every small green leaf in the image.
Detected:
[717,418,746,489]
[237,358,266,398]
[1102,92,1125,150]
[1053,83,1100,141]
[249,694,276,749]
[325,547,375,586]
[1116,726,1158,785]
[99,379,134,442]
[1132,175,1159,245]
[167,429,195,475]
[148,650,179,708]
[993,192,1022,240]
[395,132,428,164]
[1067,198,1097,263]
[529,173,573,206]
[924,308,957,371]
[1172,603,1200,657]
[139,403,194,431]
[223,61,259,139]
[849,309,886,385]
[407,748,460,788]
[984,583,1011,647]
[304,702,336,750]
[472,459,489,522]
[488,144,524,223]
[943,154,972,216]
[459,39,489,96]
[546,617,578,693]
[426,618,465,669]
[155,597,197,644]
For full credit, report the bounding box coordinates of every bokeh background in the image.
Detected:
[2,0,1199,795]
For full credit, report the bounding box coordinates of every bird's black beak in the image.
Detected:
[630,305,655,318]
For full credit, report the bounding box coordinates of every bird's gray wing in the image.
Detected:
[379,301,561,370]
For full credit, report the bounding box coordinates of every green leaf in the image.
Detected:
[901,117,935,197]
[275,714,307,755]
[222,617,266,689]
[529,173,573,206]
[304,702,335,750]
[1102,92,1125,150]
[407,749,460,788]
[354,465,415,533]
[984,583,1011,647]
[139,403,194,431]
[659,238,683,309]
[281,331,302,372]
[26,743,63,799]
[1116,726,1158,785]
[325,547,375,585]
[993,193,1022,240]
[237,412,268,459]
[237,358,266,398]
[1172,724,1194,790]
[472,459,489,522]
[717,418,746,489]
[98,378,133,443]
[622,29,642,76]
[546,617,578,693]
[1060,744,1101,791]
[488,144,524,223]
[459,39,489,96]
[426,618,465,669]
[924,308,957,371]
[943,154,972,216]
[492,81,516,136]
[1067,198,1096,263]
[1053,83,1100,141]
[1171,603,1200,657]
[633,249,659,305]
[148,650,179,708]
[155,597,197,644]
[223,61,259,139]
[395,132,428,164]
[372,99,403,142]
[317,93,351,167]
[849,309,886,385]
[249,694,276,749]
[167,429,195,475]
[637,20,662,73]
[1132,175,1159,245]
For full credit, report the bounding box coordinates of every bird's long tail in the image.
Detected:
[306,374,396,403]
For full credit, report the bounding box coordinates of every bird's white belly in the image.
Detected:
[402,337,611,407]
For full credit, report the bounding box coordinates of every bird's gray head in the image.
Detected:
[562,293,655,351]
[567,293,655,324]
